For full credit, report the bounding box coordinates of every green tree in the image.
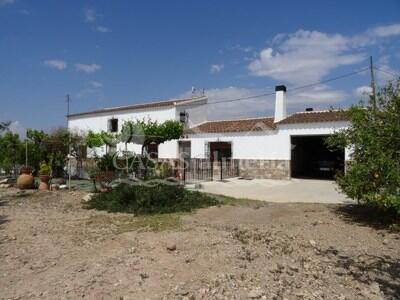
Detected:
[326,79,400,213]
[26,129,48,172]
[0,121,11,134]
[121,119,183,156]
[44,127,85,177]
[85,131,105,149]
[0,131,24,175]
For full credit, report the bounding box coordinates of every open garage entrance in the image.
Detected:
[291,135,344,179]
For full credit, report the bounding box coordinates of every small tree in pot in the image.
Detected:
[38,161,51,190]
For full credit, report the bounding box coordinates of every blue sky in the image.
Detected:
[1,0,399,136]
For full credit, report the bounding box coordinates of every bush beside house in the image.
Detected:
[327,79,400,214]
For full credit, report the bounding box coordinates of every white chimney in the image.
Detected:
[274,85,287,122]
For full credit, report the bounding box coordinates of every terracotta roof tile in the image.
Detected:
[277,110,348,125]
[185,117,276,134]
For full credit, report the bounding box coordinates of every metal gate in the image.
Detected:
[182,158,239,182]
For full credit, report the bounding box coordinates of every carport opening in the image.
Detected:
[291,135,344,179]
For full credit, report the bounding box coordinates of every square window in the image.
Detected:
[108,118,118,132]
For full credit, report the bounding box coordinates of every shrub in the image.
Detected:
[38,161,51,176]
[96,153,117,172]
[326,79,400,214]
[154,162,174,178]
[84,182,219,214]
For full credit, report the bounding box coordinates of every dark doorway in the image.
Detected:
[209,142,232,161]
[291,135,344,179]
[146,143,158,159]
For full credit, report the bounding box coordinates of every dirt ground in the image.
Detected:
[0,188,399,300]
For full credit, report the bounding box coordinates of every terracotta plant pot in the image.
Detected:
[19,166,32,175]
[16,174,35,190]
[38,175,50,191]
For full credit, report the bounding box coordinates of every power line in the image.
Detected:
[288,67,369,93]
[204,66,369,106]
[374,66,400,78]
[210,90,276,105]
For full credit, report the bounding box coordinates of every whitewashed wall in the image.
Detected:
[68,106,177,132]
[277,121,351,160]
[68,106,179,158]
[176,101,208,129]
[186,121,350,160]
[68,100,210,159]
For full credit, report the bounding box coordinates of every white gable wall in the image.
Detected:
[176,101,208,129]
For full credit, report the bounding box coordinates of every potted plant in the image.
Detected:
[38,161,51,190]
[16,166,34,189]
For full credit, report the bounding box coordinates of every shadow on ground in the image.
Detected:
[0,215,8,226]
[318,247,400,298]
[333,204,400,231]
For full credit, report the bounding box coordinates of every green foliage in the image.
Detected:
[85,131,104,148]
[154,162,174,178]
[326,79,400,214]
[43,127,85,177]
[26,129,48,173]
[121,119,183,155]
[100,131,119,147]
[0,131,24,174]
[0,126,86,176]
[38,161,51,176]
[95,153,117,171]
[0,121,11,133]
[85,183,219,215]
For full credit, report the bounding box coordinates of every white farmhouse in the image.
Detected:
[67,85,350,180]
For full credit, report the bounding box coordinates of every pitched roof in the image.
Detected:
[277,110,349,125]
[67,96,207,118]
[185,117,276,134]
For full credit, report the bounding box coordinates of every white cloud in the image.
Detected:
[210,64,224,74]
[96,26,111,33]
[44,59,67,70]
[231,45,253,53]
[248,30,365,85]
[248,24,400,85]
[75,63,101,73]
[369,24,400,38]
[289,85,348,105]
[182,86,275,120]
[9,121,26,139]
[90,81,102,88]
[354,85,372,99]
[77,88,96,99]
[84,8,97,23]
[373,56,399,83]
[0,0,15,6]
[181,84,348,120]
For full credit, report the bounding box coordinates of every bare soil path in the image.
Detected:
[0,188,399,300]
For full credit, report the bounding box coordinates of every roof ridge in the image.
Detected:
[101,95,206,110]
[68,95,207,118]
[200,116,274,123]
[291,109,341,115]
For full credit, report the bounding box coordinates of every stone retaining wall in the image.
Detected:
[237,159,290,179]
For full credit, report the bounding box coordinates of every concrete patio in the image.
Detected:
[192,178,354,204]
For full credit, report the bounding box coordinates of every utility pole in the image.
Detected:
[369,56,377,110]
[66,94,72,190]
[25,141,28,167]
